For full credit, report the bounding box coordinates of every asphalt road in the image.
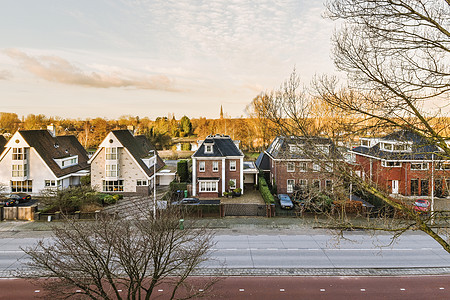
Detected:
[1,276,449,300]
[0,232,449,277]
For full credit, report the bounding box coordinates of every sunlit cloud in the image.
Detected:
[3,48,179,91]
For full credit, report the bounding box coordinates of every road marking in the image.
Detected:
[239,289,245,292]
[307,248,320,251]
[421,248,433,250]
[287,248,298,251]
[361,289,366,292]
[226,248,237,251]
[400,288,406,291]
[267,248,278,251]
[320,289,325,292]
[280,289,285,292]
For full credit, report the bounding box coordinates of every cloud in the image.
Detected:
[3,48,178,91]
[0,69,12,80]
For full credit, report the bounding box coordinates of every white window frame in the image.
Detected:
[287,179,295,193]
[12,148,26,160]
[287,162,295,172]
[229,179,237,189]
[205,144,213,153]
[299,179,307,187]
[199,161,205,172]
[230,160,236,171]
[199,181,218,192]
[299,162,307,172]
[411,162,428,171]
[136,179,148,186]
[313,163,320,172]
[11,180,32,192]
[106,164,118,177]
[45,180,57,187]
[381,161,402,167]
[102,180,124,192]
[212,161,219,172]
[12,164,26,177]
[105,147,118,160]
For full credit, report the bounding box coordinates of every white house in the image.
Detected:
[0,128,90,195]
[89,130,165,195]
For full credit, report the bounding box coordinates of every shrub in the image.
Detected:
[104,195,117,205]
[177,160,189,182]
[259,177,275,204]
[170,182,188,192]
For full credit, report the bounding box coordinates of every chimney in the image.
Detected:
[47,124,56,137]
[127,125,135,136]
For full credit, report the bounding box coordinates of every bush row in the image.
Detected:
[259,177,275,204]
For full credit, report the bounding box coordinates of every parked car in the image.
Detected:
[413,199,430,214]
[7,193,31,204]
[278,194,294,210]
[172,197,200,205]
[0,196,16,207]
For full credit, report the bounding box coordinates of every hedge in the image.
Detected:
[259,177,275,204]
[170,182,188,192]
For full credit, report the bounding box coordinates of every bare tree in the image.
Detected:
[21,207,216,299]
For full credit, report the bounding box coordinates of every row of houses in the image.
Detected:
[0,126,449,199]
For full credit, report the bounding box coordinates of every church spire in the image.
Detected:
[220,105,224,119]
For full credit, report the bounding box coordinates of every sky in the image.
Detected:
[0,0,337,120]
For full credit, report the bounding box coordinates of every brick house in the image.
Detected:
[351,130,450,197]
[256,136,341,195]
[89,130,165,195]
[0,127,89,196]
[192,134,244,198]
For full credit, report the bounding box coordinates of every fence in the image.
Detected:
[1,205,37,221]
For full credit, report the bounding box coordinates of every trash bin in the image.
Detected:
[179,219,184,230]
[47,215,52,222]
[184,190,188,197]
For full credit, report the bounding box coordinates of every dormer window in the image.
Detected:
[360,139,370,147]
[205,144,214,153]
[381,141,411,152]
[54,155,78,169]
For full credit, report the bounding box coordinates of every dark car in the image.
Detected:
[7,193,31,204]
[278,194,294,210]
[172,197,200,205]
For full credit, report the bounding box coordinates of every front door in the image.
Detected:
[392,180,399,194]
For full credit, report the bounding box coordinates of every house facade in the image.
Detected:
[256,136,340,195]
[192,134,244,198]
[0,128,89,196]
[351,130,450,197]
[89,130,165,195]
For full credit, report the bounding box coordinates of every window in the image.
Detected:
[103,180,124,192]
[105,147,117,160]
[61,157,78,168]
[136,180,148,186]
[45,180,56,187]
[11,180,32,192]
[12,164,27,177]
[299,162,307,172]
[411,163,428,170]
[230,160,236,171]
[360,139,370,147]
[205,144,213,153]
[436,162,450,170]
[299,179,307,187]
[313,179,321,190]
[324,163,333,172]
[287,162,295,172]
[411,179,419,195]
[420,179,429,196]
[313,163,320,172]
[381,161,401,167]
[106,164,118,177]
[213,161,219,172]
[381,142,393,151]
[199,161,205,172]
[229,179,236,189]
[287,179,295,193]
[325,180,333,191]
[12,148,26,160]
[355,170,362,177]
[316,145,329,156]
[199,181,218,192]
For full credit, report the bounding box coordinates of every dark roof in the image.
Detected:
[19,130,89,177]
[112,130,164,177]
[0,136,6,150]
[265,136,341,160]
[352,130,441,160]
[193,134,243,158]
[255,152,270,171]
